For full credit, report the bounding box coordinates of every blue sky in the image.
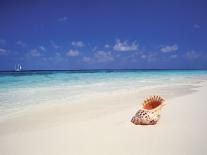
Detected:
[0,0,207,70]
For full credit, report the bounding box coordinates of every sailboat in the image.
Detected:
[15,64,22,72]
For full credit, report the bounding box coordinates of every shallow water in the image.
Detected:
[0,70,207,118]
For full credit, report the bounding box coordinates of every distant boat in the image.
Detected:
[15,64,22,72]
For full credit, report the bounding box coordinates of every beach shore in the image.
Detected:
[0,81,207,155]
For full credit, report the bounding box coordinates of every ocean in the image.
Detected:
[0,70,207,119]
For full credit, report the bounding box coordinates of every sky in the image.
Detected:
[0,0,207,70]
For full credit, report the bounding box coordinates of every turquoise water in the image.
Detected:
[1,70,207,89]
[0,70,207,119]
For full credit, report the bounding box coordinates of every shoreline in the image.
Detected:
[1,75,205,122]
[1,70,206,122]
[0,81,204,132]
[0,80,207,154]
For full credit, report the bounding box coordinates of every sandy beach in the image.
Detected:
[1,0,207,154]
[0,80,207,155]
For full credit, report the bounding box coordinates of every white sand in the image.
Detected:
[0,82,207,155]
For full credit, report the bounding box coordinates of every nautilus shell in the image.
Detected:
[131,96,166,125]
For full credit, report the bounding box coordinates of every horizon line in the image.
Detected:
[0,68,207,72]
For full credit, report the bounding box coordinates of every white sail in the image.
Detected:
[15,64,22,71]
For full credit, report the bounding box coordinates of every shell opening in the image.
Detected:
[143,101,161,110]
[143,96,164,110]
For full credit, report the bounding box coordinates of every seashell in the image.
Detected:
[131,95,166,125]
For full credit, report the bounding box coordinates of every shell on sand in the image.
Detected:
[131,95,165,125]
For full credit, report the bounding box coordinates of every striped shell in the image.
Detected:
[131,95,165,125]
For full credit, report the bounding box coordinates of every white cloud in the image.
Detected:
[66,49,80,57]
[16,41,27,47]
[0,48,7,55]
[160,44,178,53]
[71,41,85,47]
[95,51,114,62]
[193,24,200,29]
[58,16,68,22]
[83,50,114,63]
[39,46,46,51]
[113,40,138,52]
[30,49,41,57]
[185,51,200,60]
